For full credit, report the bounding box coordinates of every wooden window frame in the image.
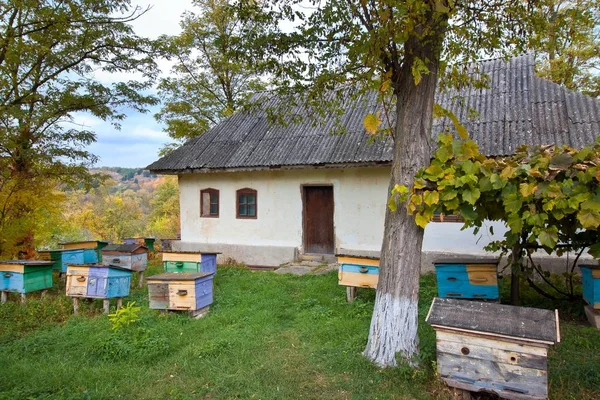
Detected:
[200,188,219,218]
[236,188,257,219]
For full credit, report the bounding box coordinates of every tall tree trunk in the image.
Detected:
[363,39,443,367]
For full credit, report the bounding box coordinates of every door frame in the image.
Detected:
[301,184,335,254]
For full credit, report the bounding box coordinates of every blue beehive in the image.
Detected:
[66,264,132,299]
[38,249,85,273]
[434,259,499,300]
[580,265,600,310]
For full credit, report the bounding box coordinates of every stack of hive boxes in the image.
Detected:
[147,251,219,318]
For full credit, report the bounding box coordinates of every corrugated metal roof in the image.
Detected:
[148,55,600,173]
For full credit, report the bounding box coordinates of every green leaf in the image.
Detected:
[440,190,458,201]
[504,195,523,214]
[490,174,505,189]
[581,198,600,212]
[577,209,600,229]
[479,176,492,192]
[588,243,600,258]
[411,57,429,86]
[459,204,478,220]
[506,213,524,233]
[538,230,558,250]
[435,146,451,163]
[461,187,481,205]
[388,196,397,212]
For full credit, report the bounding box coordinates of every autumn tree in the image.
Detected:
[155,0,267,153]
[234,0,535,367]
[0,0,158,255]
[146,176,180,239]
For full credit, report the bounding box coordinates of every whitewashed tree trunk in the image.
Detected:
[363,37,443,367]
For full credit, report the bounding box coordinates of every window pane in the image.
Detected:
[247,204,256,216]
[238,205,246,216]
[239,194,247,204]
[210,203,218,215]
[201,192,211,216]
[210,193,218,205]
[247,194,256,205]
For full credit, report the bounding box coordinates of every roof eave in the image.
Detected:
[148,161,393,175]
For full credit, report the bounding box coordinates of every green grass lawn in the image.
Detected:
[0,260,598,400]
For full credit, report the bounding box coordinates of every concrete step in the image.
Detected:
[297,253,337,263]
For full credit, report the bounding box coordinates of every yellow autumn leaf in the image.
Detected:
[380,78,391,93]
[363,112,382,135]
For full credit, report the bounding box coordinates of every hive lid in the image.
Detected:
[38,248,85,253]
[161,251,222,255]
[147,272,213,281]
[579,264,600,270]
[434,258,499,265]
[335,253,379,260]
[102,244,147,253]
[66,264,133,272]
[426,297,560,344]
[0,260,55,266]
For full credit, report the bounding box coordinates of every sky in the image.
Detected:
[73,1,195,168]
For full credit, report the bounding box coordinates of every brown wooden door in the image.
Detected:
[303,186,334,254]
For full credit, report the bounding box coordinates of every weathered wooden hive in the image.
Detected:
[66,264,132,314]
[434,259,499,300]
[38,248,85,272]
[0,260,54,301]
[162,251,218,274]
[60,240,110,263]
[101,244,148,272]
[66,264,132,299]
[147,272,214,317]
[426,297,560,400]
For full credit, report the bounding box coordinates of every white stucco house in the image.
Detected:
[148,55,600,268]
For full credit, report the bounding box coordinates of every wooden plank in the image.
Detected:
[338,271,378,288]
[147,272,212,282]
[445,378,546,400]
[346,286,356,302]
[148,282,169,310]
[168,283,196,310]
[337,256,379,267]
[436,331,548,357]
[436,338,547,369]
[466,265,497,286]
[437,352,548,399]
[162,252,202,262]
[426,297,559,343]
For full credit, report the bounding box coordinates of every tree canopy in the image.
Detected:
[0,0,158,256]
[155,0,267,153]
